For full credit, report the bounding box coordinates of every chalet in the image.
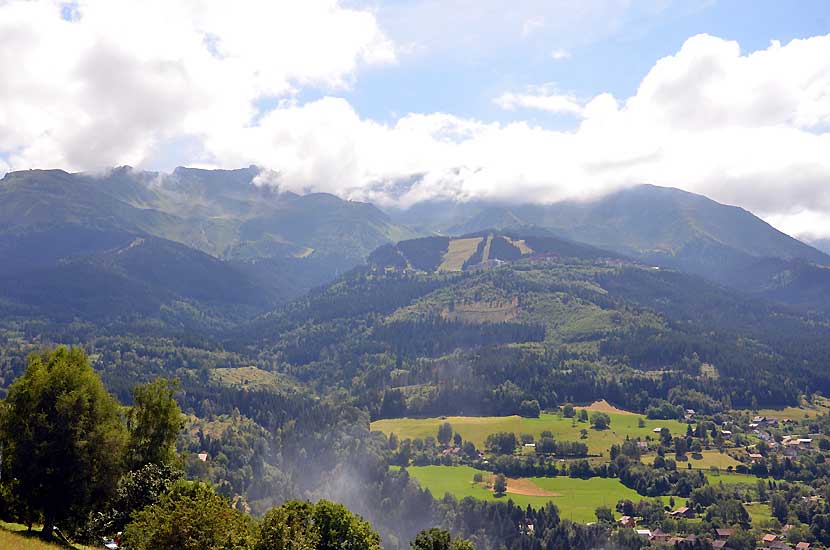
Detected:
[721,430,733,436]
[752,416,779,428]
[796,542,811,550]
[715,528,735,540]
[652,427,664,433]
[618,516,636,528]
[762,534,780,547]
[197,453,208,462]
[748,453,764,463]
[636,529,652,538]
[712,541,727,550]
[670,506,695,519]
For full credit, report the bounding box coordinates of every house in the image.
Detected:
[197,453,208,462]
[653,427,664,433]
[796,542,811,550]
[637,441,649,451]
[748,453,764,463]
[712,541,727,550]
[670,506,695,519]
[762,534,780,547]
[618,516,636,528]
[636,529,652,538]
[722,430,733,436]
[519,518,535,536]
[715,528,735,540]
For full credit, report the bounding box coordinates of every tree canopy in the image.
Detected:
[0,347,127,537]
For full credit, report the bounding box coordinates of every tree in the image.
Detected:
[126,378,183,469]
[255,500,319,550]
[727,529,757,550]
[519,400,540,418]
[538,437,556,454]
[590,412,610,430]
[562,404,575,418]
[485,432,517,454]
[437,422,453,446]
[493,474,507,496]
[0,347,128,538]
[771,493,789,523]
[411,528,475,550]
[578,409,589,423]
[86,463,183,537]
[595,506,614,524]
[312,499,381,550]
[253,500,381,550]
[120,480,253,550]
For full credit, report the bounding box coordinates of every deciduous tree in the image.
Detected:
[0,347,127,538]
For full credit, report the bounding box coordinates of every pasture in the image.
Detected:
[705,471,761,486]
[681,450,742,470]
[372,402,688,456]
[0,523,94,550]
[400,465,669,523]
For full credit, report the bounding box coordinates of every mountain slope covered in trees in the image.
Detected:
[240,232,830,417]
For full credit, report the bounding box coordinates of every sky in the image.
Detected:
[1,0,829,239]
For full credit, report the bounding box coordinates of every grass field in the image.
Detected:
[740,396,830,420]
[400,465,669,523]
[680,450,741,470]
[373,403,688,456]
[0,523,94,549]
[705,471,761,486]
[211,366,287,390]
[745,502,774,526]
[438,237,483,272]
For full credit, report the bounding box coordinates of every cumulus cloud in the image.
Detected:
[1,1,830,238]
[207,33,830,239]
[0,0,394,170]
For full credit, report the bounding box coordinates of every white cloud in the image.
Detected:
[207,33,830,225]
[522,16,545,37]
[1,1,830,238]
[550,49,571,60]
[494,86,584,115]
[0,0,394,170]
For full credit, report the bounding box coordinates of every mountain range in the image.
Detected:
[2,166,830,330]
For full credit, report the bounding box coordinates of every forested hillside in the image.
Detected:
[242,233,830,415]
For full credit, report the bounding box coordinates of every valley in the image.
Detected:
[3,169,830,550]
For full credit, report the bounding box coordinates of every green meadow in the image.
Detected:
[399,465,670,523]
[705,471,761,486]
[373,406,688,456]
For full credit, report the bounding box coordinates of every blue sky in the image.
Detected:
[1,0,829,238]
[342,1,829,126]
